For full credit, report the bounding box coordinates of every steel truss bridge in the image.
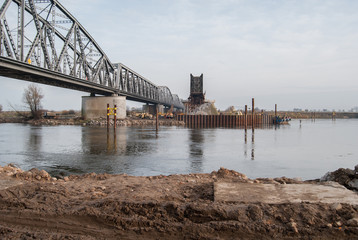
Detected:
[0,0,184,109]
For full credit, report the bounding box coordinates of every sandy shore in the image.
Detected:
[0,165,358,239]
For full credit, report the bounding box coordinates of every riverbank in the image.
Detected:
[0,112,185,127]
[272,111,358,119]
[0,164,357,239]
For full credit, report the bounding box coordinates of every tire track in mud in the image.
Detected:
[0,211,124,239]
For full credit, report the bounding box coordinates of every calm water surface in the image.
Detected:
[0,119,357,179]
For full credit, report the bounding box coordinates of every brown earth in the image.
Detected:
[0,165,358,239]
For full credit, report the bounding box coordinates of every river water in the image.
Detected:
[0,119,357,180]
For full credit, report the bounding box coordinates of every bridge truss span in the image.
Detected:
[0,0,184,109]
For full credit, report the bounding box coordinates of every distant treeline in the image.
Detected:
[271,111,358,119]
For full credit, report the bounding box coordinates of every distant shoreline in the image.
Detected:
[1,110,357,126]
[273,111,358,119]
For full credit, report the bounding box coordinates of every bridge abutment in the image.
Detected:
[82,96,126,120]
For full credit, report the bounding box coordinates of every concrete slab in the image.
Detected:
[214,181,358,204]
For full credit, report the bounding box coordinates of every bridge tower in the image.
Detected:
[188,74,205,105]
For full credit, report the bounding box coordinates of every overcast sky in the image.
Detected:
[1,0,358,111]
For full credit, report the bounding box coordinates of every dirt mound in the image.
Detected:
[212,167,248,180]
[0,165,358,239]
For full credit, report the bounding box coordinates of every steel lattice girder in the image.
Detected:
[0,0,184,109]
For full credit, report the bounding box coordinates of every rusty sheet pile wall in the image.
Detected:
[175,114,273,128]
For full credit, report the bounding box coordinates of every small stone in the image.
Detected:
[51,177,57,181]
[347,218,358,227]
[289,221,298,233]
[326,223,332,228]
[247,205,263,221]
[335,221,342,227]
[63,176,69,181]
[348,179,358,190]
[40,170,49,178]
[89,172,96,177]
[320,172,333,182]
[331,203,342,211]
[35,175,42,180]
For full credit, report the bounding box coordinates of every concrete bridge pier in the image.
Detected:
[82,95,126,120]
[143,104,164,115]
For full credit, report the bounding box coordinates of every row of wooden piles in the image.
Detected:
[175,114,274,128]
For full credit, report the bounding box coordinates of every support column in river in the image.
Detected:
[143,104,164,115]
[81,94,126,120]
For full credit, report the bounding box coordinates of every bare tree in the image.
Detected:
[0,104,2,113]
[23,83,44,119]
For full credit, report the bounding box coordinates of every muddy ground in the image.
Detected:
[0,165,358,239]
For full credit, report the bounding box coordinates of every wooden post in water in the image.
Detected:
[107,104,110,128]
[244,105,248,129]
[275,104,277,117]
[114,105,117,129]
[252,98,255,128]
[155,105,159,131]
